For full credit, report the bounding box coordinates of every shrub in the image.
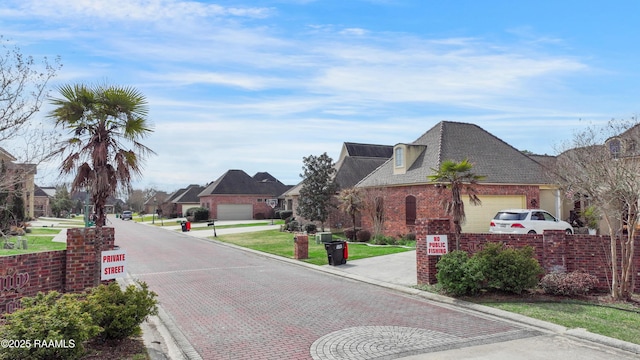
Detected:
[344,228,358,241]
[476,243,543,294]
[356,230,371,242]
[540,271,599,296]
[304,223,317,233]
[255,212,265,220]
[371,234,397,245]
[83,281,158,340]
[403,233,416,241]
[287,220,300,232]
[187,207,210,221]
[0,291,101,360]
[277,210,293,220]
[436,250,484,296]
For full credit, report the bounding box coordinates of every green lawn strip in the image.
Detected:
[477,300,640,345]
[27,228,63,235]
[0,235,66,256]
[212,229,413,265]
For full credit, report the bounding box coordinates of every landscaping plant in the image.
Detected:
[0,292,101,360]
[83,281,158,340]
[540,271,599,296]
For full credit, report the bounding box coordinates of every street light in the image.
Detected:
[152,197,157,225]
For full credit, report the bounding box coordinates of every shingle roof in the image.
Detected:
[199,170,290,197]
[343,142,393,158]
[34,185,49,197]
[172,184,205,203]
[334,156,389,189]
[357,121,549,187]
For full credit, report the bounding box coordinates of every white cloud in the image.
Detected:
[12,0,272,22]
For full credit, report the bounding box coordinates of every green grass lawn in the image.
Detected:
[416,283,640,345]
[27,228,64,235]
[0,235,66,256]
[213,229,414,265]
[478,298,640,345]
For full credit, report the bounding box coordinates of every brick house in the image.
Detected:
[198,170,292,220]
[283,142,392,227]
[164,184,205,218]
[0,147,36,219]
[356,121,563,237]
[33,185,55,217]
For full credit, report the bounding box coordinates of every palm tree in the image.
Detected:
[337,187,362,240]
[48,83,155,227]
[428,159,485,249]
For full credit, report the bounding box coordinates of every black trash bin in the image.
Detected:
[180,221,188,232]
[324,241,347,266]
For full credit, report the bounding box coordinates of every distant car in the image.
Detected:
[489,209,573,235]
[121,211,133,220]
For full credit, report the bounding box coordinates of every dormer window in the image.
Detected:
[395,147,404,167]
[609,139,621,158]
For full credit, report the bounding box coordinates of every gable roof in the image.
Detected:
[171,184,205,203]
[285,142,393,197]
[357,121,549,187]
[34,185,50,197]
[199,170,291,197]
[334,156,389,189]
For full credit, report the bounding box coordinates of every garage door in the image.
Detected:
[462,195,526,233]
[217,204,253,220]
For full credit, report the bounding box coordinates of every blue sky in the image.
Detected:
[2,0,639,192]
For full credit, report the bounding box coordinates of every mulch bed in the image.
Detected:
[82,337,148,359]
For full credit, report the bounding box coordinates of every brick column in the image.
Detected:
[416,219,451,285]
[294,233,309,260]
[65,227,115,292]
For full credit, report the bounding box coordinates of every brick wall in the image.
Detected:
[362,184,540,237]
[0,251,66,314]
[416,219,640,293]
[1,227,115,315]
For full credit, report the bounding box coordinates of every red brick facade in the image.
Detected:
[1,227,115,315]
[416,219,640,293]
[362,184,540,237]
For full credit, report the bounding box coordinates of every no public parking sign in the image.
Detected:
[426,235,448,256]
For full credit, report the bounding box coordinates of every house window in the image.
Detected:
[395,147,404,167]
[405,195,416,225]
[609,139,621,158]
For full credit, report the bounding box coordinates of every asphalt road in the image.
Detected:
[109,218,639,360]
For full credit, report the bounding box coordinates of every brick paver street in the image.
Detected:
[111,220,634,359]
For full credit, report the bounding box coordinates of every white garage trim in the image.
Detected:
[217,204,253,220]
[462,195,526,233]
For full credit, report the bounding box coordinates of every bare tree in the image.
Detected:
[337,187,362,239]
[0,36,60,232]
[360,188,386,238]
[0,36,61,143]
[552,118,639,300]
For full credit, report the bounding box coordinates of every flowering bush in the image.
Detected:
[540,271,599,296]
